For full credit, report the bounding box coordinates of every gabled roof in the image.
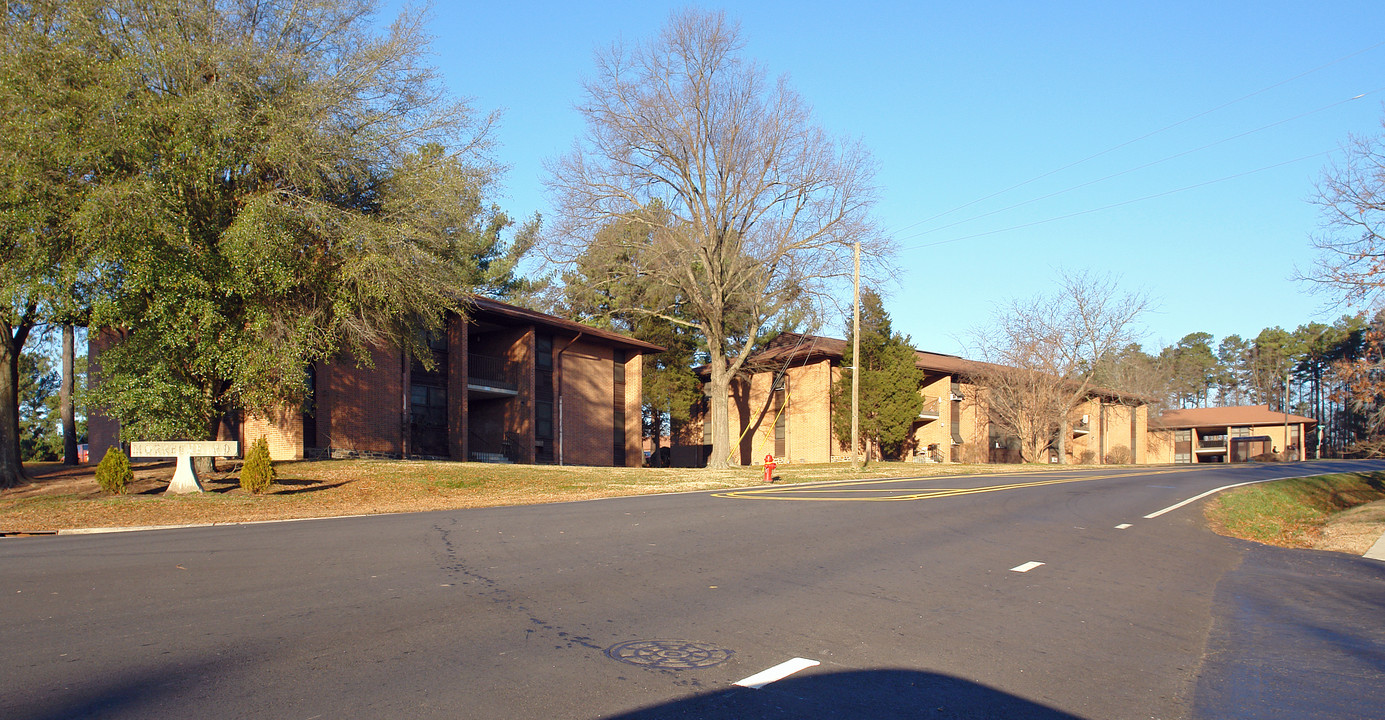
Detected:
[468,297,665,353]
[749,332,981,374]
[1157,405,1318,429]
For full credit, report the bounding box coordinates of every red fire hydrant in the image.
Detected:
[763,453,777,483]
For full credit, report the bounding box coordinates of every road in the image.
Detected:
[3,461,1384,719]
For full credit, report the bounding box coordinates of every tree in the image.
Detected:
[1159,332,1217,408]
[830,290,924,461]
[546,9,886,468]
[0,0,119,487]
[18,340,61,461]
[971,270,1148,464]
[1307,115,1385,306]
[1095,342,1168,415]
[1215,335,1251,405]
[77,1,526,446]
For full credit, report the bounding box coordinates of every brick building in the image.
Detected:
[88,297,662,467]
[1146,405,1317,463]
[677,332,1151,466]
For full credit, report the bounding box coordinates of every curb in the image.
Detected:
[1366,533,1385,562]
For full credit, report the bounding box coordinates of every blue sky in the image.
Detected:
[398,1,1385,356]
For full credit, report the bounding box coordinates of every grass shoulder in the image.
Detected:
[2,458,1054,533]
[1204,471,1385,553]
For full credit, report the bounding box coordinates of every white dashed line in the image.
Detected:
[1115,523,1132,529]
[734,658,820,689]
[1010,561,1045,573]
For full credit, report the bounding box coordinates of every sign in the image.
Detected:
[129,441,240,459]
[129,441,241,495]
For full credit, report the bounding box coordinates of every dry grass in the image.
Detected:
[1204,472,1385,553]
[1,458,1056,534]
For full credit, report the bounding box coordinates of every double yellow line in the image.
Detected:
[713,467,1204,502]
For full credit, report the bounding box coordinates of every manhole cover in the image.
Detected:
[604,640,733,669]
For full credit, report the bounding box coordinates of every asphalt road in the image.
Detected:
[3,460,1384,719]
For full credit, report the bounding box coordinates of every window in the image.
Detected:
[613,350,627,466]
[534,334,554,463]
[410,330,448,456]
[773,376,788,457]
[1230,426,1251,438]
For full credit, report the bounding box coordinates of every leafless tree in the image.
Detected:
[545,9,888,468]
[1306,121,1385,307]
[971,270,1149,464]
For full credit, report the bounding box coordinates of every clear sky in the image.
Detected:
[393,0,1385,357]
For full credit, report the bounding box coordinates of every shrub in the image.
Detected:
[1077,450,1096,465]
[240,437,276,494]
[1104,445,1131,465]
[96,446,134,494]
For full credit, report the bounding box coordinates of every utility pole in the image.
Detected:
[851,239,861,471]
[1284,371,1291,461]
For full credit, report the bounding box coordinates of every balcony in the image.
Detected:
[918,396,940,421]
[1072,417,1090,436]
[468,353,518,398]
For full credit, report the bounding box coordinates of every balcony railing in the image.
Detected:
[918,396,940,420]
[468,353,517,391]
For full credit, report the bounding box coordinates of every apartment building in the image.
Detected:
[1147,405,1317,463]
[88,297,662,467]
[677,332,1150,466]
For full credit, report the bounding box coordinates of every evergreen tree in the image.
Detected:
[830,290,924,460]
[72,1,531,443]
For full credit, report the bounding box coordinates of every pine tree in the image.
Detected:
[239,437,276,494]
[95,445,132,495]
[831,290,924,460]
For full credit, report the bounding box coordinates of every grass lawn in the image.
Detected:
[1204,471,1385,554]
[1,458,1055,534]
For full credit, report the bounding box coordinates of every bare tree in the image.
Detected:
[971,270,1149,464]
[1307,120,1385,306]
[545,10,886,468]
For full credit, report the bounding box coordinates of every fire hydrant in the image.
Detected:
[763,453,777,483]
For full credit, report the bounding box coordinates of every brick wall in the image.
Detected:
[558,339,613,466]
[243,404,304,461]
[317,344,404,454]
[85,328,124,463]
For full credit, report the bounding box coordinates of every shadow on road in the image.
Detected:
[1193,541,1385,719]
[606,668,1082,719]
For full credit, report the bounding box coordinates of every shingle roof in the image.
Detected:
[468,297,665,352]
[1157,405,1318,429]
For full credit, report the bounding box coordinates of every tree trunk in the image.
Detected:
[1056,417,1068,464]
[62,324,78,465]
[0,319,33,489]
[706,359,734,469]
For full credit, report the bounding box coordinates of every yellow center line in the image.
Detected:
[713,466,1210,502]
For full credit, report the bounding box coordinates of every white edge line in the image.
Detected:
[734,658,820,689]
[1010,561,1044,573]
[1143,477,1284,519]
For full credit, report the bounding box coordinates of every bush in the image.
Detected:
[95,446,134,494]
[1077,450,1096,465]
[1104,445,1131,465]
[240,437,276,494]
